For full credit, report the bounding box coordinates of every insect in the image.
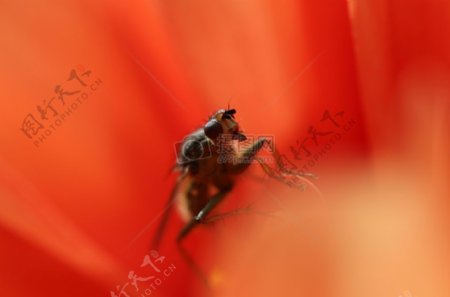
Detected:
[152,108,316,248]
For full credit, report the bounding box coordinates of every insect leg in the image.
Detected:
[255,153,323,197]
[271,148,316,178]
[151,171,188,248]
[176,242,210,288]
[227,138,268,174]
[177,187,232,242]
[200,202,279,224]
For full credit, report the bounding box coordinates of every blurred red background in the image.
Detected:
[0,0,449,296]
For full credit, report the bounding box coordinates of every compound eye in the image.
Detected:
[204,119,223,140]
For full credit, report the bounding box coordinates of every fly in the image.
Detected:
[152,108,316,248]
